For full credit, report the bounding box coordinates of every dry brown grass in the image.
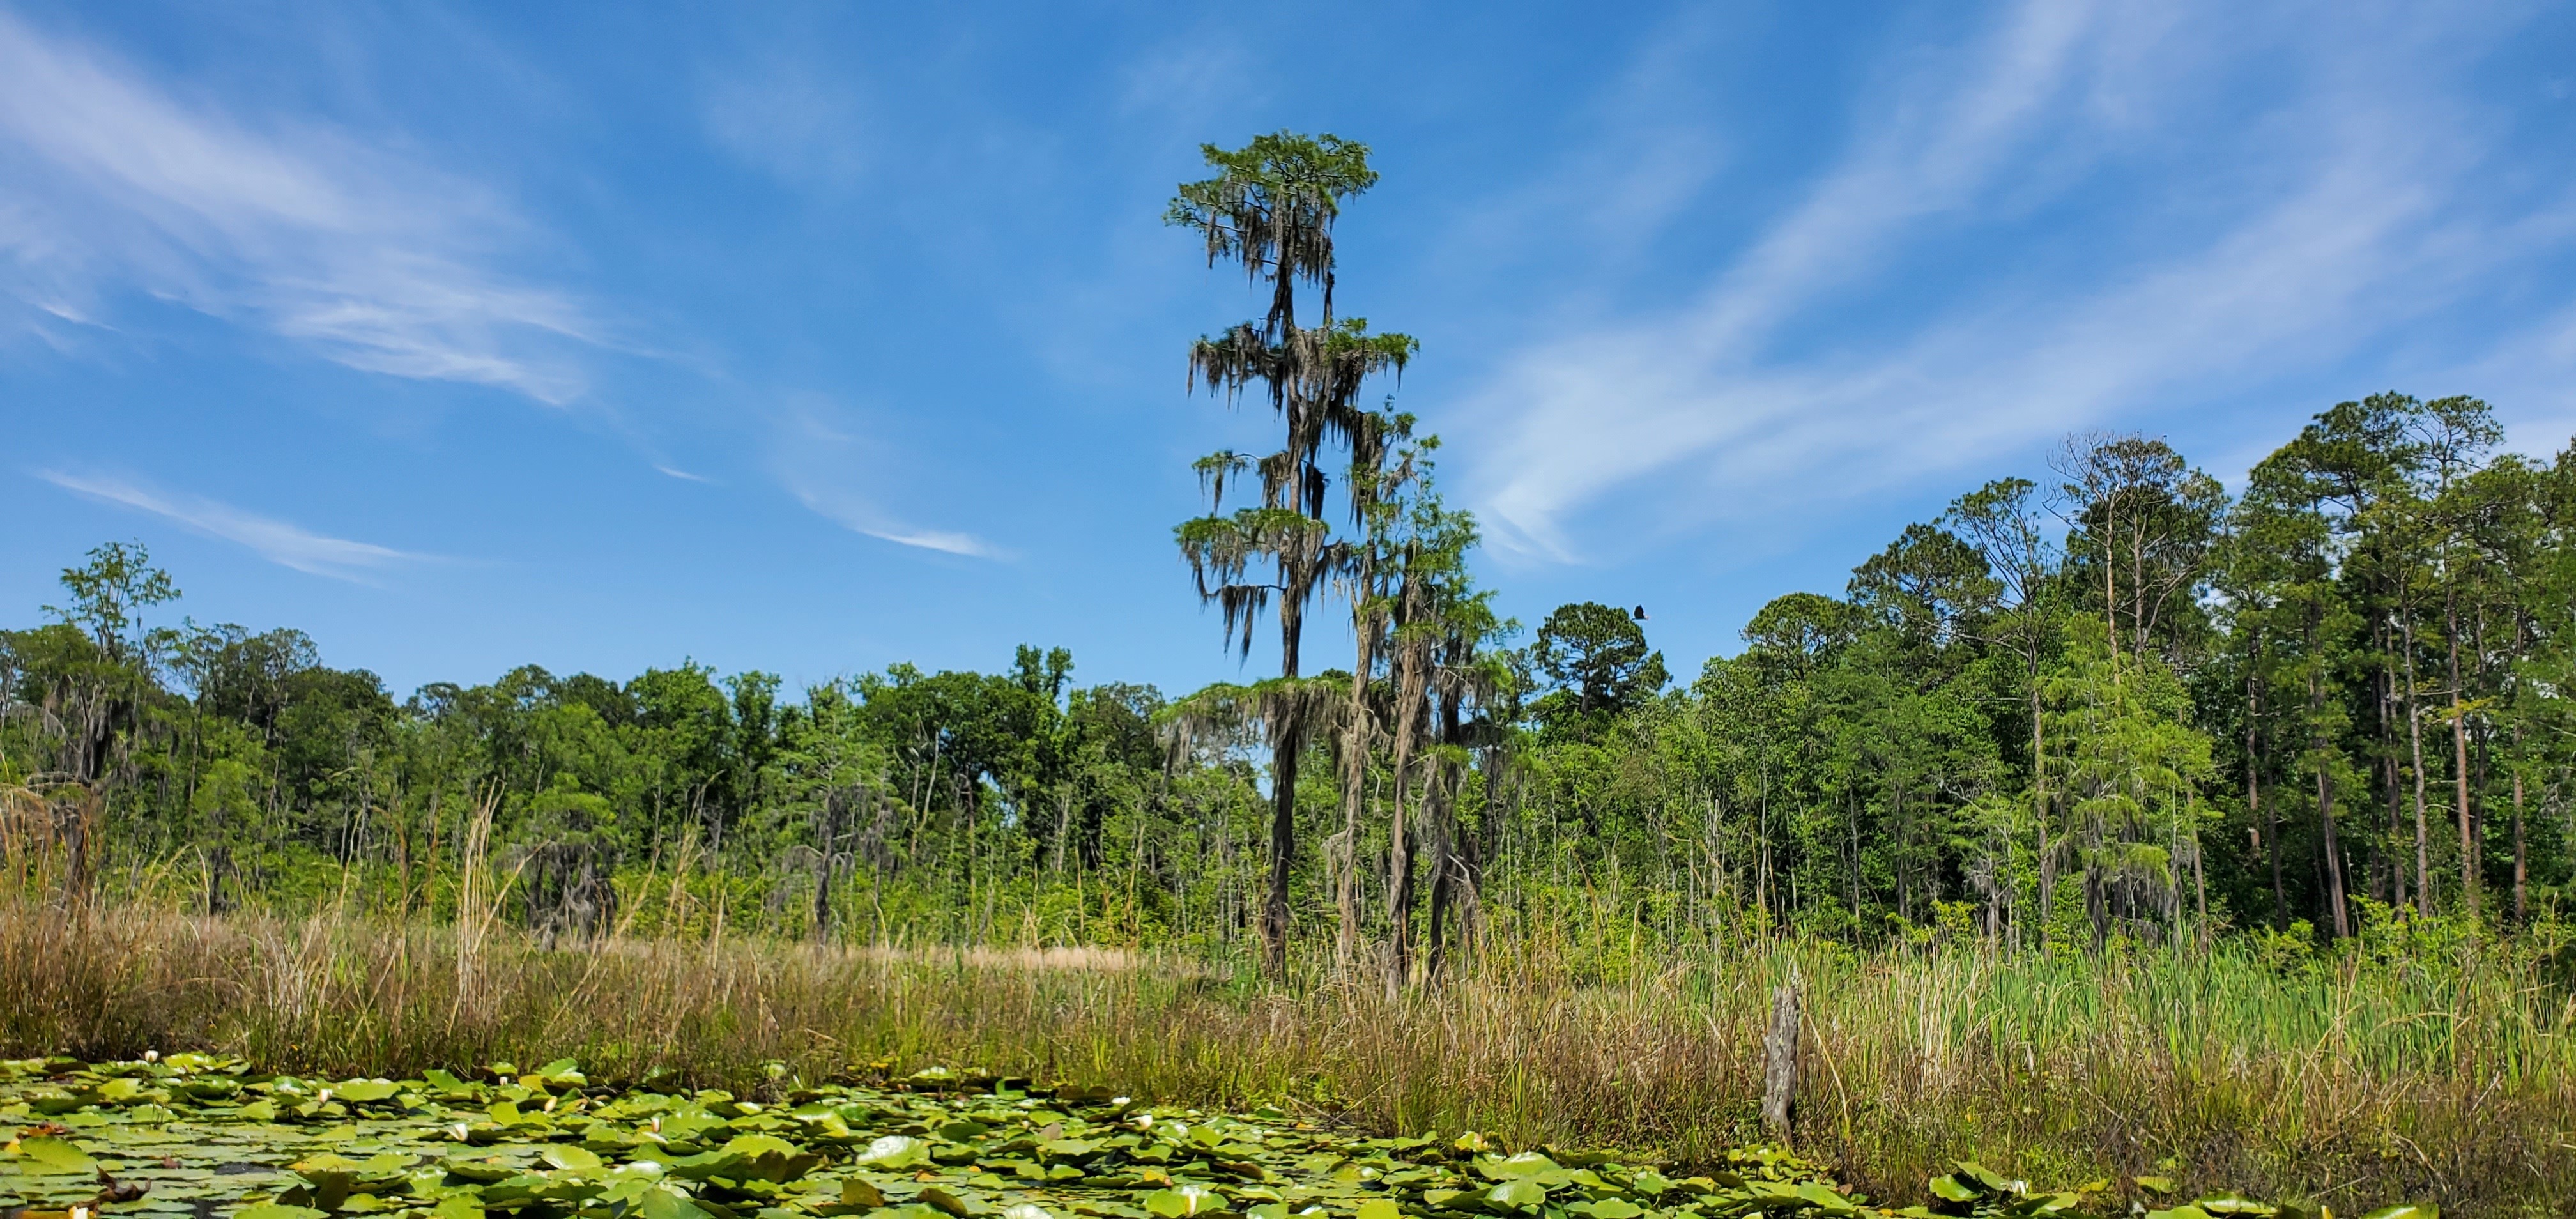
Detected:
[3,898,2570,1213]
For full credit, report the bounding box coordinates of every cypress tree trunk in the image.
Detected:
[2404,610,2434,917]
[2310,605,2350,939]
[2448,591,2476,924]
[2378,618,2405,911]
[2248,628,2283,928]
[2512,753,2527,925]
[1337,595,1377,976]
[2030,632,2051,950]
[1383,650,1424,999]
[1262,735,1298,978]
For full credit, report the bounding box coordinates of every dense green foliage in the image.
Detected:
[9,390,2575,967]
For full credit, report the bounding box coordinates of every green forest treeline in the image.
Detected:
[6,390,2575,970]
[8,133,2576,978]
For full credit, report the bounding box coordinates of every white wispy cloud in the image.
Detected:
[790,481,1005,559]
[1462,0,2576,563]
[768,400,1004,560]
[38,470,427,581]
[0,8,597,402]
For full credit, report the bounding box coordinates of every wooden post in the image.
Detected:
[1761,980,1800,1141]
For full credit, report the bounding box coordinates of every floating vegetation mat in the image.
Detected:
[0,1057,2422,1219]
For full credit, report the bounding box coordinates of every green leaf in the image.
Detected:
[1484,1179,1547,1211]
[98,1076,152,1103]
[1585,1199,1644,1219]
[722,1133,801,1156]
[678,1133,824,1183]
[335,1079,399,1102]
[15,1135,97,1174]
[858,1134,930,1169]
[1929,1176,1980,1203]
[236,1206,330,1219]
[2193,1195,2277,1216]
[2355,1208,2437,1219]
[1957,1163,2009,1193]
[2135,1177,2177,1196]
[433,1195,486,1219]
[661,1106,732,1142]
[1794,1183,1859,1215]
[843,1177,888,1208]
[1355,1200,1400,1219]
[1476,1153,1559,1182]
[1144,1184,1222,1217]
[641,1185,717,1219]
[544,1145,606,1172]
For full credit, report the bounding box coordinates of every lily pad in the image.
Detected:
[857,1133,931,1169]
[1476,1153,1558,1182]
[640,1185,718,1219]
[236,1205,330,1219]
[13,1136,97,1175]
[335,1079,401,1103]
[432,1195,485,1219]
[1144,1184,1224,1216]
[0,1054,2400,1219]
[543,1144,605,1172]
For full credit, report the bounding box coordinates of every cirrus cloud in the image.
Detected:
[0,7,599,404]
[38,468,429,582]
[1460,0,2576,564]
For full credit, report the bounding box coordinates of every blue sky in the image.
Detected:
[5,1,2574,700]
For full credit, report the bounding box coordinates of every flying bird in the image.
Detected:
[1632,606,1648,620]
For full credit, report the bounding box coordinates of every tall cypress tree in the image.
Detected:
[1169,133,1416,976]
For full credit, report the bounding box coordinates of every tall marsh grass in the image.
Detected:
[2,894,2570,1213]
